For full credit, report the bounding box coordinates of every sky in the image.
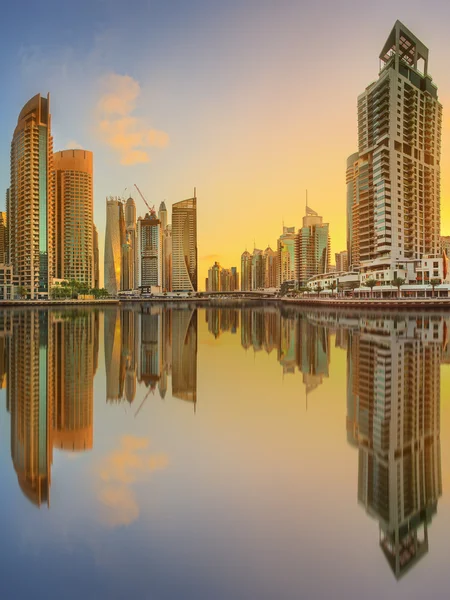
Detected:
[1,0,450,288]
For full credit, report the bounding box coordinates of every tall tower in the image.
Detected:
[104,197,125,295]
[172,194,197,292]
[93,224,99,288]
[136,213,162,289]
[53,149,94,286]
[277,226,296,286]
[295,207,330,286]
[9,94,54,298]
[349,21,442,280]
[125,197,137,289]
[240,251,252,291]
[158,201,171,291]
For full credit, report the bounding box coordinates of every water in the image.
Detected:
[0,303,449,599]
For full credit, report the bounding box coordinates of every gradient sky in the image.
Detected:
[1,0,450,287]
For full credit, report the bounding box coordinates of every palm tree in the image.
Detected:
[328,281,337,297]
[391,277,405,299]
[430,278,441,298]
[363,278,377,298]
[315,283,323,296]
[17,286,28,299]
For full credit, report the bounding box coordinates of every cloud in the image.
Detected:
[200,254,222,262]
[97,435,168,528]
[65,139,84,150]
[97,74,169,165]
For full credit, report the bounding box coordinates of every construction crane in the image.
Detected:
[134,184,156,216]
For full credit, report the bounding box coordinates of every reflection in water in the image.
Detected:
[0,304,444,581]
[5,310,98,506]
[205,306,444,579]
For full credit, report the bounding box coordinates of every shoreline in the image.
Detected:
[2,296,450,310]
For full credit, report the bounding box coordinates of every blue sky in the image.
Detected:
[2,0,450,285]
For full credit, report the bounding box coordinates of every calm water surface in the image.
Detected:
[0,304,449,599]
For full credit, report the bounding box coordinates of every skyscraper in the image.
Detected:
[54,149,94,286]
[172,194,197,292]
[295,206,330,286]
[137,213,162,290]
[241,251,252,291]
[158,201,171,292]
[349,21,443,283]
[263,246,277,288]
[125,196,137,289]
[277,226,296,286]
[104,197,125,295]
[251,248,265,290]
[9,94,54,298]
[93,224,99,288]
[335,250,348,273]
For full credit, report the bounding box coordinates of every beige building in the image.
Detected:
[54,149,94,286]
[240,251,252,291]
[348,21,442,282]
[0,211,7,264]
[172,195,197,292]
[9,94,54,299]
[93,224,99,288]
[335,250,348,273]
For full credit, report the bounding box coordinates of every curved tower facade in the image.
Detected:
[9,94,54,298]
[172,196,197,292]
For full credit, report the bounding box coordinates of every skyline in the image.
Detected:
[2,4,450,287]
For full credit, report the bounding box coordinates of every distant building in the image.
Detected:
[296,206,330,286]
[125,196,137,289]
[263,247,277,288]
[104,197,125,295]
[241,251,252,291]
[172,195,197,292]
[54,149,94,286]
[159,202,172,292]
[277,226,296,286]
[335,251,348,273]
[207,261,222,291]
[137,213,162,290]
[251,249,265,290]
[93,224,99,289]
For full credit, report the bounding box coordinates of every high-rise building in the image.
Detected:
[172,195,197,292]
[230,266,239,291]
[121,232,134,291]
[104,197,125,295]
[93,224,99,288]
[251,248,265,290]
[125,196,137,289]
[136,213,162,290]
[0,211,7,264]
[53,149,94,286]
[295,206,330,286]
[349,21,442,283]
[158,201,172,292]
[9,94,54,298]
[277,226,296,286]
[241,251,252,291]
[335,250,348,273]
[263,246,277,288]
[207,261,222,291]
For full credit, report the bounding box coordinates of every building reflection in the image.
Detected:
[4,309,98,507]
[103,305,198,408]
[344,314,443,579]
